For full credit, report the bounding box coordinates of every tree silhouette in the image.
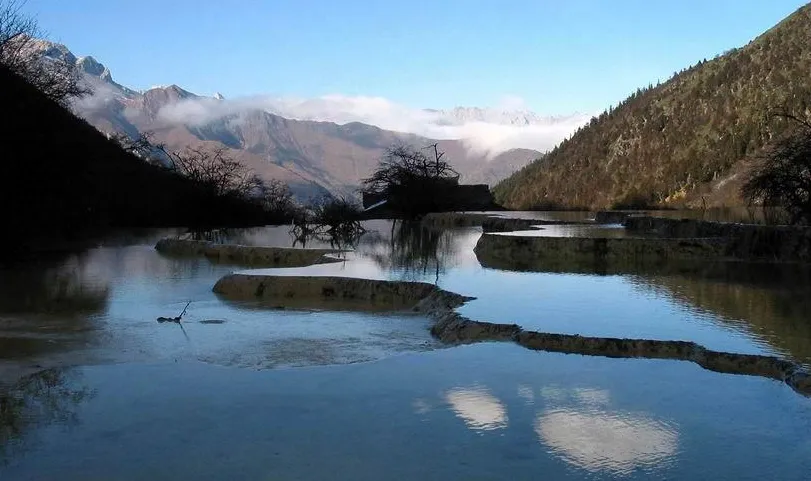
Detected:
[0,0,89,105]
[361,143,459,217]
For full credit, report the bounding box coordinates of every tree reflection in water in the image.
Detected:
[0,369,94,464]
[289,222,366,251]
[0,252,110,316]
[281,220,464,283]
[0,252,110,365]
[359,220,460,283]
[634,267,811,365]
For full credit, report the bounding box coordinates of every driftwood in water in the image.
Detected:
[157,301,191,324]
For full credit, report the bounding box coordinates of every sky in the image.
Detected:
[22,0,809,116]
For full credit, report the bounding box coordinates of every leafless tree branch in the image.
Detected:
[0,0,91,105]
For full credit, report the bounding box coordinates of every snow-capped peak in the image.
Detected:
[428,106,589,127]
[430,107,541,126]
[76,56,113,82]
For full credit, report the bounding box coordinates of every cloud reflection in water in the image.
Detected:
[444,386,508,432]
[535,387,679,475]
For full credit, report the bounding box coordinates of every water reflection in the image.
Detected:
[497,224,631,238]
[0,252,112,367]
[633,269,811,365]
[356,221,463,282]
[181,226,338,249]
[636,207,788,225]
[246,220,479,284]
[184,223,367,251]
[535,387,679,476]
[444,386,508,431]
[517,384,535,405]
[289,222,366,250]
[0,253,110,316]
[0,343,808,480]
[433,380,680,475]
[1,369,93,464]
[475,242,811,365]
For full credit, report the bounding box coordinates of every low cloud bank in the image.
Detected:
[155,93,590,156]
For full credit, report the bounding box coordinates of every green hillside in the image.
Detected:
[494,4,811,210]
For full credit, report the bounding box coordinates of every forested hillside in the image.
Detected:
[494,4,811,210]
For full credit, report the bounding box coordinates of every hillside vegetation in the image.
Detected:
[0,64,269,249]
[494,4,811,210]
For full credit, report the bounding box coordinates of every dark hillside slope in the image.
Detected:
[0,65,266,244]
[495,4,811,210]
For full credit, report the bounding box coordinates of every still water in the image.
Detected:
[1,217,811,479]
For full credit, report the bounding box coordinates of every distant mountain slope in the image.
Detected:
[494,4,811,210]
[29,41,541,199]
[0,64,267,245]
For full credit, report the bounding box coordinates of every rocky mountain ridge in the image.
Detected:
[33,40,546,199]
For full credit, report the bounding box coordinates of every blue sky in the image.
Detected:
[24,0,809,115]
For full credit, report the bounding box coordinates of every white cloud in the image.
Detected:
[153,93,591,157]
[73,77,123,111]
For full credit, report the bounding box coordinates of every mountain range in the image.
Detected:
[494,4,811,210]
[32,40,578,200]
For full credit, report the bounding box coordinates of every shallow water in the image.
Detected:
[0,231,441,378]
[247,221,811,363]
[495,223,631,237]
[2,216,811,479]
[2,344,810,480]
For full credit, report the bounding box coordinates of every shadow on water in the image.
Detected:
[0,369,93,465]
[0,252,112,364]
[0,254,110,316]
[0,228,180,371]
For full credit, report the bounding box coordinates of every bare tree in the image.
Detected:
[109,131,172,167]
[742,112,811,225]
[361,143,459,217]
[110,129,298,220]
[289,195,365,249]
[256,178,297,217]
[0,0,90,105]
[361,143,459,197]
[308,195,363,229]
[169,146,264,199]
